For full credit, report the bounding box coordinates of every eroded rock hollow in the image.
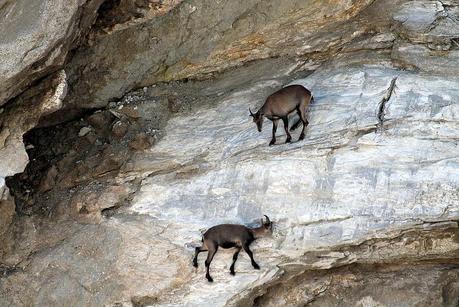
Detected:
[1,0,458,306]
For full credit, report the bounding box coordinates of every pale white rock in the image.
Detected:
[128,64,459,305]
[393,0,444,32]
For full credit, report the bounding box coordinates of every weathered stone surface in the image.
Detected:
[129,132,154,150]
[392,42,459,74]
[0,70,67,175]
[393,0,459,43]
[0,0,102,106]
[2,59,458,306]
[67,185,132,223]
[0,0,102,198]
[0,70,68,232]
[111,120,130,139]
[93,0,183,33]
[123,63,458,305]
[0,178,15,238]
[64,0,375,109]
[0,215,190,306]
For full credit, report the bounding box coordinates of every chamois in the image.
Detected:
[249,84,313,146]
[192,215,273,282]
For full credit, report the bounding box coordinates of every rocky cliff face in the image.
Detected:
[1,0,458,306]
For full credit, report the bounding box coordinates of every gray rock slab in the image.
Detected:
[0,0,101,106]
[126,64,458,304]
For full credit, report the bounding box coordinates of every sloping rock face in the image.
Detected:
[2,59,459,305]
[0,0,102,236]
[116,63,459,306]
[0,71,68,246]
[1,0,459,306]
[63,0,375,109]
[0,0,102,107]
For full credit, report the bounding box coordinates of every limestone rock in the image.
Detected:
[78,126,93,137]
[118,106,141,119]
[0,71,68,218]
[64,0,375,109]
[111,120,130,139]
[38,165,58,193]
[0,0,103,107]
[129,132,154,151]
[86,111,114,131]
[68,185,132,223]
[0,178,15,238]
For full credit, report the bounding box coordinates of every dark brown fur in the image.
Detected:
[250,84,313,145]
[193,216,273,282]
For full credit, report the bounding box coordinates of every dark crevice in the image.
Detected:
[377,76,397,131]
[93,0,169,33]
[4,107,103,216]
[4,73,210,218]
[451,38,459,49]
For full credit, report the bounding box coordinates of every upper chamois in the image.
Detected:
[193,215,273,282]
[249,84,313,146]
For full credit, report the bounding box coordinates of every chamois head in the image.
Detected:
[249,108,263,132]
[253,215,273,238]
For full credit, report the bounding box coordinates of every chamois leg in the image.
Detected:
[243,244,260,270]
[290,118,301,131]
[205,244,218,282]
[282,117,292,143]
[299,106,309,141]
[229,247,242,276]
[290,109,302,131]
[269,119,278,146]
[290,106,303,131]
[193,246,207,268]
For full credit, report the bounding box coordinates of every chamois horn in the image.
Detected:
[264,215,271,224]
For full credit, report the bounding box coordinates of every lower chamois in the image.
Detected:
[193,215,273,282]
[250,84,313,146]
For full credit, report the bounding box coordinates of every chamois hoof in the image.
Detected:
[230,270,236,276]
[206,276,214,282]
[269,140,276,146]
[285,138,292,144]
[253,263,260,270]
[299,134,305,141]
[193,262,198,268]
